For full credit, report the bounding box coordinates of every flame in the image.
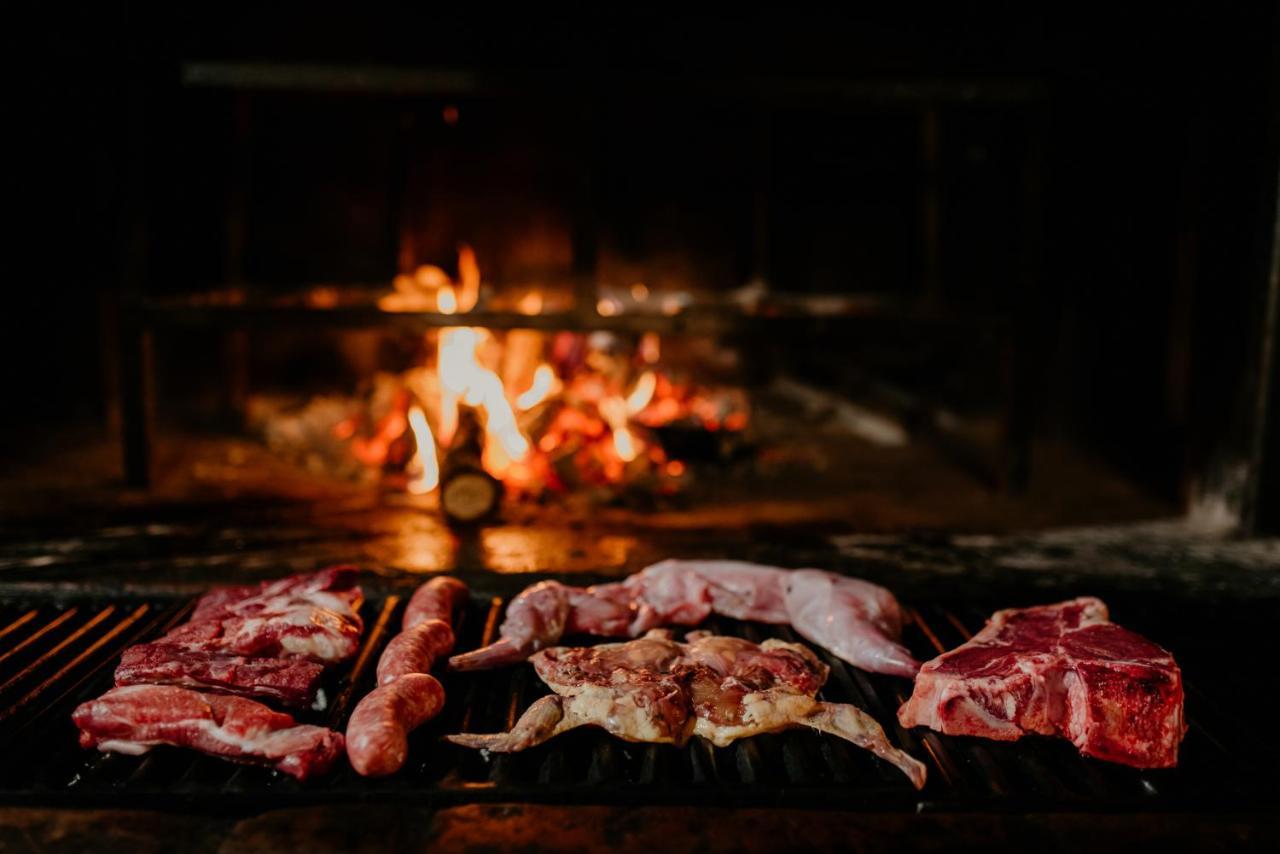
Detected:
[612,424,638,462]
[600,396,640,463]
[370,246,739,496]
[457,244,480,313]
[438,285,458,315]
[437,324,531,476]
[625,371,656,415]
[405,406,440,494]
[518,291,543,315]
[517,364,558,410]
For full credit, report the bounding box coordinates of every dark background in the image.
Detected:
[5,3,1278,517]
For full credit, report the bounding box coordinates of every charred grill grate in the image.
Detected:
[0,588,1269,813]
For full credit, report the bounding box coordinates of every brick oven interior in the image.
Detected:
[4,5,1280,851]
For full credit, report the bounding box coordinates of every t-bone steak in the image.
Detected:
[897,597,1185,768]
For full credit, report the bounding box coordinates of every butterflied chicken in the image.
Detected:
[448,559,920,678]
[447,630,926,789]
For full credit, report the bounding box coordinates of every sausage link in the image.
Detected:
[403,576,469,631]
[345,673,445,777]
[375,619,455,686]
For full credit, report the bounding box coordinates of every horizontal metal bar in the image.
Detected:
[181,62,1046,104]
[137,300,1006,337]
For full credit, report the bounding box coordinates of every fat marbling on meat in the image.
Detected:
[897,597,1185,768]
[110,567,364,709]
[72,685,345,781]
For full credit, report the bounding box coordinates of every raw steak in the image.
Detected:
[72,685,344,781]
[897,597,1185,768]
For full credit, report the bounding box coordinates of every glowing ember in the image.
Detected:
[639,332,661,364]
[517,364,559,411]
[405,406,440,494]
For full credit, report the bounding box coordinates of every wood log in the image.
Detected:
[440,406,502,524]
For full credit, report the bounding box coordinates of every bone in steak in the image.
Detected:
[897,597,1185,768]
[153,566,364,663]
[447,629,927,789]
[72,685,345,781]
[448,559,920,678]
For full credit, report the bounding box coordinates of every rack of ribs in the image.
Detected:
[448,559,920,678]
[72,685,345,781]
[112,566,364,708]
[897,597,1185,768]
[447,629,927,789]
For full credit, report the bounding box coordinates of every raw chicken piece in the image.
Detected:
[449,560,919,678]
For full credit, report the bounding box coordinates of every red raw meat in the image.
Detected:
[114,644,327,710]
[72,685,344,781]
[158,566,364,663]
[897,597,1185,768]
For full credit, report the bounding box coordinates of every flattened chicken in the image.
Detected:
[446,630,926,789]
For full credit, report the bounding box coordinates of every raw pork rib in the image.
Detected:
[448,630,926,789]
[114,644,325,710]
[897,597,1185,768]
[153,566,364,663]
[72,685,344,781]
[449,559,920,678]
[110,567,363,708]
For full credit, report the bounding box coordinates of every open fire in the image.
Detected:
[256,246,750,512]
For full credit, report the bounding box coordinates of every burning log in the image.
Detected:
[440,406,502,524]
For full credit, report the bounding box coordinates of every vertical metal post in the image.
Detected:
[1000,106,1046,493]
[119,58,152,488]
[1242,167,1280,534]
[224,93,253,417]
[571,98,601,319]
[920,105,942,304]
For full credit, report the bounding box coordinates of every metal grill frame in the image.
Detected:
[0,583,1272,815]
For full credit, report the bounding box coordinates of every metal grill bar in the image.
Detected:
[0,589,1269,816]
[0,608,80,671]
[0,610,39,644]
[0,604,151,726]
[0,607,116,698]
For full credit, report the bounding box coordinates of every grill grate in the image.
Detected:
[0,589,1270,813]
